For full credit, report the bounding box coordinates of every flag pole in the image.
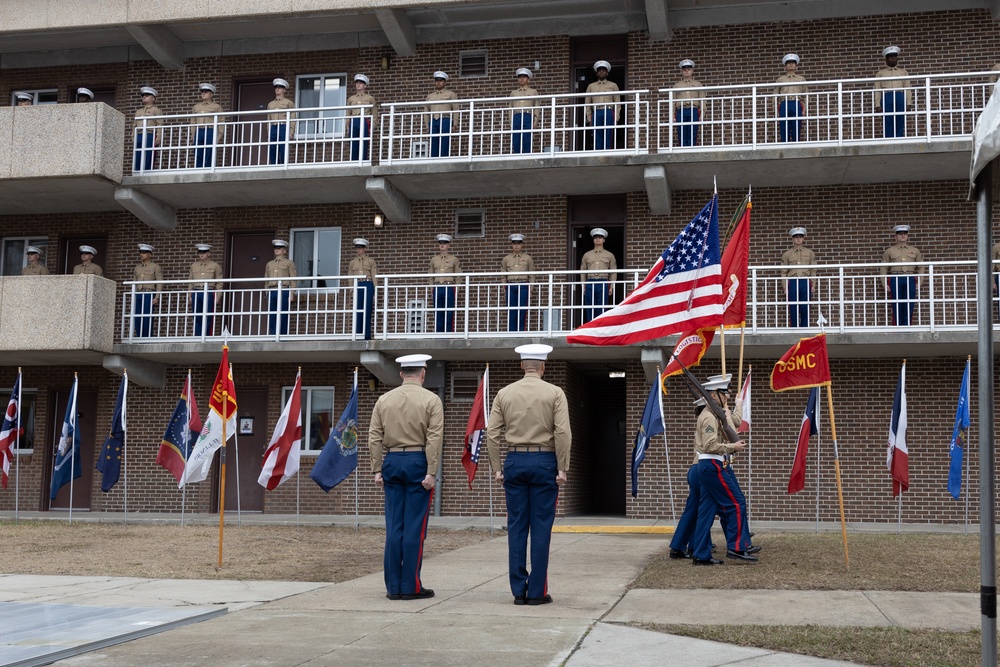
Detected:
[965,355,971,535]
[218,350,230,568]
[745,365,753,525]
[122,370,128,529]
[897,359,906,535]
[355,367,360,533]
[825,383,849,569]
[182,368,191,528]
[655,365,676,521]
[231,363,242,528]
[14,368,22,525]
[485,364,494,537]
[815,385,822,532]
[68,372,78,525]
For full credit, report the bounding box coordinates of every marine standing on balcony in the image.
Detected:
[585,61,619,150]
[580,227,616,323]
[880,225,924,326]
[874,46,911,139]
[993,239,1000,319]
[133,87,163,172]
[75,88,94,103]
[265,239,297,335]
[191,83,224,169]
[268,78,295,165]
[776,54,807,142]
[14,92,32,106]
[73,245,103,276]
[430,234,461,332]
[502,233,536,331]
[672,59,704,147]
[426,71,459,157]
[509,67,538,154]
[781,227,816,327]
[21,247,48,276]
[190,244,223,337]
[347,74,375,161]
[132,244,162,338]
[348,238,376,340]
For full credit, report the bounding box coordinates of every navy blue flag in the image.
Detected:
[50,376,82,500]
[630,376,665,497]
[96,373,127,492]
[948,359,971,500]
[311,370,359,492]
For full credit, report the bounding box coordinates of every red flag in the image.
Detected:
[0,372,21,489]
[721,200,750,328]
[788,387,819,493]
[182,346,238,486]
[258,370,303,490]
[662,328,715,386]
[770,333,831,392]
[462,368,488,489]
[737,370,751,433]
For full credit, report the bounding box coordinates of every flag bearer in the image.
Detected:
[501,233,535,331]
[580,227,616,323]
[132,244,162,337]
[486,344,571,605]
[669,397,707,559]
[190,243,223,337]
[348,238,376,339]
[429,233,461,332]
[265,239,297,335]
[369,354,444,601]
[781,227,816,327]
[880,224,924,326]
[73,245,103,276]
[21,246,48,275]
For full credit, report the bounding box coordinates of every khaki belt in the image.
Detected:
[509,446,551,453]
[388,446,425,452]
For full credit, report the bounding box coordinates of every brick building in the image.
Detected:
[0,1,997,524]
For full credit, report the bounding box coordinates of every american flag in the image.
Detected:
[0,373,21,489]
[567,194,723,346]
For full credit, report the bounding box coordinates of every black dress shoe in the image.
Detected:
[669,548,692,560]
[386,593,402,600]
[749,532,755,538]
[746,545,762,555]
[400,588,435,600]
[513,594,527,606]
[526,594,553,605]
[726,549,759,562]
[692,557,723,566]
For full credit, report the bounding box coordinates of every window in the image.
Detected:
[283,386,335,454]
[459,51,488,78]
[450,372,481,402]
[10,89,57,105]
[0,387,37,453]
[290,227,342,288]
[2,237,48,276]
[455,209,485,238]
[296,73,348,137]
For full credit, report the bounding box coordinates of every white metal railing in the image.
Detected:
[119,260,1000,343]
[657,71,996,151]
[131,104,374,174]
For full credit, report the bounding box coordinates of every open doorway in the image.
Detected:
[570,35,627,151]
[568,195,625,328]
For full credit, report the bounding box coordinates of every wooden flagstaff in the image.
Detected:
[218,378,230,567]
[825,382,850,569]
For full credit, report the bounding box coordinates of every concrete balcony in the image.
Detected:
[0,103,125,214]
[0,275,117,365]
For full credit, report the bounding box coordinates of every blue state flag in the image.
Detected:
[631,376,665,497]
[50,376,82,500]
[948,359,971,500]
[311,370,359,492]
[96,373,127,492]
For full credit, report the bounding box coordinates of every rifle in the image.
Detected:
[669,355,741,443]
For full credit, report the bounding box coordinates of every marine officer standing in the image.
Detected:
[14,92,32,106]
[429,234,461,332]
[72,245,103,276]
[268,78,295,164]
[132,244,162,338]
[191,83,224,168]
[133,86,163,172]
[501,233,536,331]
[672,59,704,146]
[348,238,377,339]
[781,227,816,327]
[21,246,48,275]
[585,61,620,150]
[190,243,223,337]
[776,54,807,142]
[509,67,538,154]
[265,239,297,335]
[347,74,376,161]
[425,71,459,157]
[580,227,617,323]
[880,224,924,326]
[874,46,911,138]
[75,88,95,103]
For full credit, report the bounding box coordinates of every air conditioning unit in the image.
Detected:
[406,298,426,333]
[410,141,429,159]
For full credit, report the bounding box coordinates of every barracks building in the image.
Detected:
[0,0,997,524]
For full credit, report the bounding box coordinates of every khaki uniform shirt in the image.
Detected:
[264,256,297,288]
[134,105,164,139]
[347,92,376,117]
[21,263,48,276]
[874,66,912,107]
[880,244,924,275]
[486,372,572,473]
[671,78,705,110]
[73,262,103,276]
[429,253,461,284]
[132,260,162,293]
[694,400,743,457]
[189,259,223,290]
[581,248,617,281]
[267,97,295,125]
[776,72,808,103]
[992,241,1000,262]
[509,85,538,110]
[781,246,816,277]
[585,79,620,120]
[191,100,225,139]
[368,378,444,475]
[501,252,535,282]
[990,63,1000,85]
[348,255,377,283]
[425,89,459,118]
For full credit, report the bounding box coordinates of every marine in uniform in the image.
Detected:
[880,224,924,326]
[509,68,538,154]
[776,54,807,142]
[501,233,536,331]
[268,78,295,165]
[487,344,571,604]
[874,46,911,139]
[993,240,1000,319]
[672,59,704,147]
[781,227,816,327]
[426,71,459,157]
[132,244,162,338]
[669,397,707,560]
[580,227,617,323]
[75,88,94,103]
[133,87,163,172]
[429,234,461,332]
[190,243,223,337]
[21,246,48,276]
[347,74,375,161]
[14,92,32,106]
[369,354,444,601]
[191,83,224,168]
[72,245,103,276]
[265,239,297,335]
[586,61,619,150]
[348,238,376,339]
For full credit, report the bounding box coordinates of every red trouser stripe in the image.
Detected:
[712,461,744,551]
[414,488,434,591]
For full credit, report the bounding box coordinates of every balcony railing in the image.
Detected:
[119,260,999,343]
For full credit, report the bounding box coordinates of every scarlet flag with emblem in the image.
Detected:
[720,198,750,328]
[770,333,831,392]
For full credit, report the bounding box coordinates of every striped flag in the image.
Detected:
[462,367,488,489]
[887,362,909,496]
[788,387,819,494]
[259,370,303,490]
[0,372,21,489]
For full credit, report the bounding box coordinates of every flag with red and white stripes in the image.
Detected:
[0,372,21,489]
[887,362,909,496]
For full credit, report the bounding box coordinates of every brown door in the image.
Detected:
[569,195,626,327]
[570,36,628,150]
[213,387,267,512]
[235,81,277,167]
[47,387,97,510]
[226,232,275,336]
[61,237,108,277]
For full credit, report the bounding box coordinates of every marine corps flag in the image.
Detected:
[720,198,750,328]
[181,346,237,487]
[770,333,831,392]
[662,328,715,383]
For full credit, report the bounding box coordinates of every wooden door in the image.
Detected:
[47,388,97,511]
[226,232,275,336]
[213,387,267,512]
[568,195,626,328]
[61,237,108,277]
[234,81,277,167]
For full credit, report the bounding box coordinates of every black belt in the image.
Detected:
[509,446,552,453]
[388,446,425,452]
